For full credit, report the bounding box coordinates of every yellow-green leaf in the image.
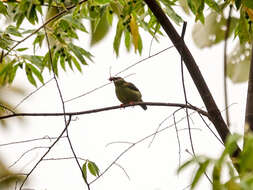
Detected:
[227,42,251,83]
[129,15,139,52]
[192,11,238,48]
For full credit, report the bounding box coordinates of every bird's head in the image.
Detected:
[109,77,125,85]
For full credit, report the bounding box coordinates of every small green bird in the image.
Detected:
[109,77,147,110]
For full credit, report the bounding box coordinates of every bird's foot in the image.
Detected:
[120,104,126,108]
[129,101,135,105]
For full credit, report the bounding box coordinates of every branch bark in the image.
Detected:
[245,42,253,134]
[143,0,240,157]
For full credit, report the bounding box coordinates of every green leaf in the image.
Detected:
[33,32,45,49]
[87,161,99,177]
[124,30,131,51]
[68,43,87,65]
[52,50,59,76]
[25,64,37,87]
[227,42,251,83]
[90,6,110,46]
[244,0,253,9]
[16,14,25,28]
[21,55,44,70]
[165,5,183,25]
[27,63,44,83]
[138,34,143,55]
[187,0,205,23]
[71,55,82,72]
[235,0,242,10]
[16,48,28,52]
[64,16,88,33]
[60,55,66,71]
[235,10,252,44]
[0,2,8,16]
[224,133,241,156]
[196,0,205,23]
[107,7,113,25]
[113,19,123,56]
[0,35,13,50]
[67,55,73,70]
[82,161,87,180]
[179,0,190,14]
[109,0,122,16]
[192,160,210,189]
[204,0,220,12]
[78,47,93,62]
[73,4,81,18]
[94,0,111,4]
[239,134,253,174]
[27,3,38,24]
[9,64,19,83]
[6,25,22,37]
[42,52,49,71]
[177,157,196,173]
[212,163,222,189]
[192,12,238,48]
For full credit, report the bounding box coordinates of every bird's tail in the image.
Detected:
[140,101,147,110]
[140,104,147,110]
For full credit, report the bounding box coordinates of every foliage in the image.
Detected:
[0,158,25,189]
[0,0,252,86]
[82,160,100,181]
[0,0,252,189]
[178,133,253,190]
[189,0,253,83]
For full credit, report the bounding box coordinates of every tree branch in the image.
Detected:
[224,5,233,127]
[245,42,253,134]
[143,0,240,158]
[0,102,209,120]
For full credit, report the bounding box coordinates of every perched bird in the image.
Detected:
[109,77,147,110]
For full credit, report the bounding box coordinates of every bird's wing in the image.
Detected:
[124,82,140,92]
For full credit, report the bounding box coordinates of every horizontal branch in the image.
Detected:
[0,102,209,120]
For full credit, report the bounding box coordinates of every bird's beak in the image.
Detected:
[109,77,116,81]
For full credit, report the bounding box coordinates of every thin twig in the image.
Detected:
[0,104,16,114]
[179,22,195,157]
[106,141,134,147]
[148,23,160,56]
[14,78,54,110]
[43,16,90,190]
[0,135,67,147]
[90,113,204,185]
[198,113,224,145]
[43,156,87,161]
[115,46,174,76]
[64,46,174,103]
[224,5,233,127]
[185,149,212,184]
[173,109,182,168]
[18,116,72,189]
[9,146,49,168]
[148,107,183,147]
[64,81,112,103]
[114,163,131,180]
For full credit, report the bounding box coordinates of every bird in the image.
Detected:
[109,77,147,110]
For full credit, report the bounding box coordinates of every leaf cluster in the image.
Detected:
[82,160,100,181]
[178,133,253,190]
[0,0,252,86]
